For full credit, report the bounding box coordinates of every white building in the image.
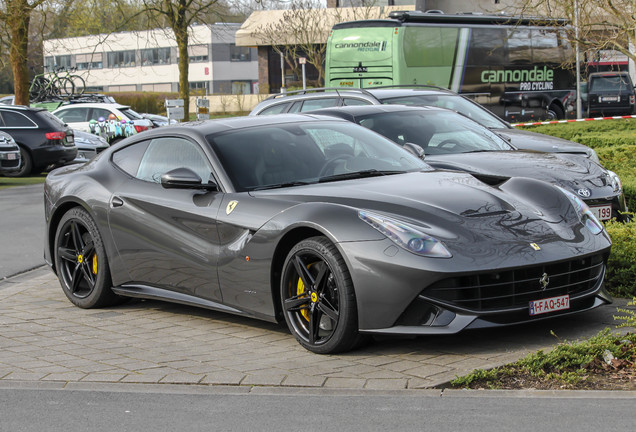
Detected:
[43,24,259,95]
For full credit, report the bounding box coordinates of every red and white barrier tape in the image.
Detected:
[512,114,636,127]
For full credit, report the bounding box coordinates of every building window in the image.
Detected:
[76,53,103,70]
[141,48,171,66]
[189,45,209,63]
[230,45,251,62]
[44,55,72,70]
[232,81,252,94]
[141,83,172,92]
[189,81,208,95]
[108,50,136,68]
[108,85,137,92]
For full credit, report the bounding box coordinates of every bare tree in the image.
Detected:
[516,1,636,65]
[0,0,47,105]
[249,1,383,88]
[139,0,224,115]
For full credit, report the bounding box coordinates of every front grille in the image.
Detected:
[425,254,605,313]
[1,159,19,168]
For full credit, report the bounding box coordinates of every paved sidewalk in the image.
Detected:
[0,268,632,390]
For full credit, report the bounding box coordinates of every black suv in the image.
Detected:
[586,72,635,117]
[0,105,76,177]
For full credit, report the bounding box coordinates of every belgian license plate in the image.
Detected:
[600,96,619,102]
[590,204,612,221]
[529,295,570,316]
[67,135,74,144]
[7,153,17,160]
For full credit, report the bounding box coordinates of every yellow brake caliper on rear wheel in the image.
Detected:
[92,254,98,275]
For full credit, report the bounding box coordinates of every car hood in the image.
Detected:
[496,128,593,157]
[425,151,614,200]
[244,171,608,263]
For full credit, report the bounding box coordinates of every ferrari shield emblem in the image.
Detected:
[530,243,541,251]
[226,200,238,215]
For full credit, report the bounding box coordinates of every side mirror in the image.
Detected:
[161,167,218,191]
[403,142,425,159]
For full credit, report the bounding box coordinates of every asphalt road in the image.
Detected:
[0,184,45,279]
[1,384,635,432]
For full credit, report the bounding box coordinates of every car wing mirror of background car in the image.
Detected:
[160,167,218,191]
[403,142,426,159]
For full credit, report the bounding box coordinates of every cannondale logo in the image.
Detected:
[577,188,591,198]
[539,273,550,291]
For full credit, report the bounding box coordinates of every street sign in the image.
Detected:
[166,106,185,120]
[165,99,184,108]
[299,57,306,65]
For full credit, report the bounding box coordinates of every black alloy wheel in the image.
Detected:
[281,236,360,354]
[54,207,120,308]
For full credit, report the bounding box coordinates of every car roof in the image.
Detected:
[308,104,442,120]
[54,103,131,111]
[137,113,350,138]
[0,104,47,113]
[365,87,457,99]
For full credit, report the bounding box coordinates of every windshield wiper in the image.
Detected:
[318,169,405,183]
[252,181,313,191]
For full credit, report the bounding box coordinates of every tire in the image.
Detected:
[54,207,120,308]
[3,146,32,177]
[547,104,564,120]
[57,77,75,97]
[280,236,360,354]
[70,74,86,95]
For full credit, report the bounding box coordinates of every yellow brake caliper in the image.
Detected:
[92,254,98,275]
[296,277,310,321]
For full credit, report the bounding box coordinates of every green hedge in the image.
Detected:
[106,91,179,115]
[604,220,636,298]
[520,120,636,298]
[521,120,636,214]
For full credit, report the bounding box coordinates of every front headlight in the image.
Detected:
[559,188,603,235]
[607,170,622,193]
[358,210,452,258]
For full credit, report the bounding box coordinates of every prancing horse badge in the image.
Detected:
[226,200,238,215]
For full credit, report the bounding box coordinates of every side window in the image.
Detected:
[56,108,90,123]
[343,98,372,106]
[136,137,213,183]
[112,140,150,177]
[0,110,36,127]
[91,108,116,121]
[259,103,291,115]
[299,98,340,111]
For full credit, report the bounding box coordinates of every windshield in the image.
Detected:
[207,120,430,192]
[120,107,143,120]
[378,94,509,129]
[356,110,514,155]
[589,75,632,92]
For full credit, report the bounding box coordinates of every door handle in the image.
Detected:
[111,196,124,208]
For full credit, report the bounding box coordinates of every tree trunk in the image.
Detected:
[8,0,32,106]
[174,25,189,118]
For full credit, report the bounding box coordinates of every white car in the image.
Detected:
[52,103,153,144]
[70,130,109,164]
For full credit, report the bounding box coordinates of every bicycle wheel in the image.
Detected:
[29,77,49,102]
[69,74,86,95]
[56,77,75,97]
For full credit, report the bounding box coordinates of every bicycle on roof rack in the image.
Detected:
[29,66,86,102]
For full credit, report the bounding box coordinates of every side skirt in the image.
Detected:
[112,284,279,323]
